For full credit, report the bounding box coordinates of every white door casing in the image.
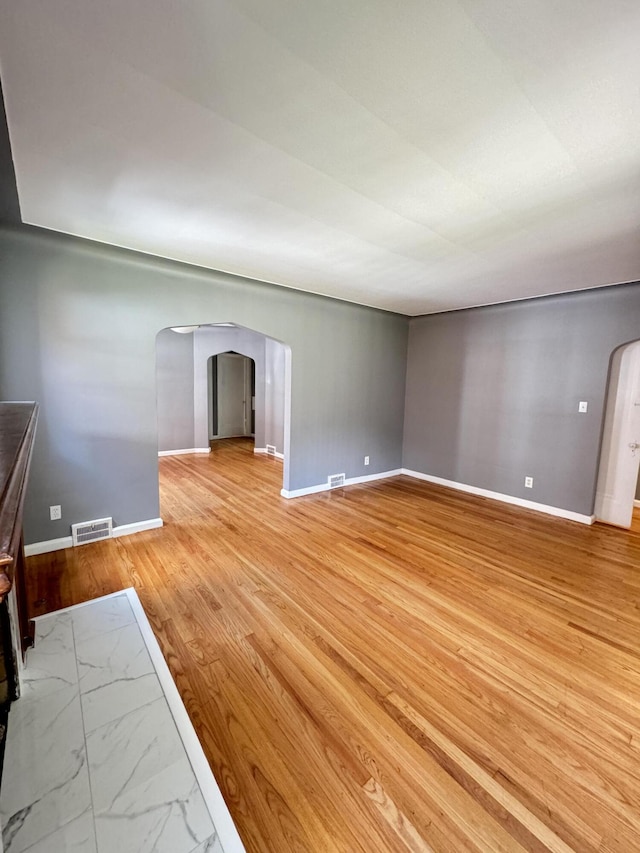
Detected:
[216,353,252,438]
[594,341,640,528]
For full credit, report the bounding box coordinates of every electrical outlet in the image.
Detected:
[578,401,588,413]
[364,456,370,466]
[50,505,62,520]
[524,477,533,489]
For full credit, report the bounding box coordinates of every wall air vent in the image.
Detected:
[71,517,113,547]
[328,473,345,489]
[266,445,277,456]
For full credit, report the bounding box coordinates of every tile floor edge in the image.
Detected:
[31,587,247,853]
[32,589,133,620]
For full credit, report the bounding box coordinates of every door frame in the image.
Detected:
[594,340,640,527]
[209,352,254,440]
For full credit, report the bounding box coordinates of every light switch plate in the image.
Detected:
[578,401,588,413]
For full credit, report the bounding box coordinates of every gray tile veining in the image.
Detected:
[189,834,223,853]
[93,757,214,853]
[76,622,154,694]
[81,671,164,735]
[86,697,186,814]
[77,622,162,733]
[0,683,91,853]
[21,614,77,700]
[19,810,97,853]
[71,596,136,644]
[0,593,220,853]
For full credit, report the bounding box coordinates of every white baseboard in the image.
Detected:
[280,483,327,499]
[112,517,164,538]
[25,517,164,556]
[254,447,285,460]
[158,448,210,456]
[281,469,402,499]
[634,499,640,508]
[280,467,594,524]
[400,469,594,525]
[24,536,73,556]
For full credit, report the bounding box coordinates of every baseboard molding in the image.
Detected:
[158,448,210,456]
[401,469,594,525]
[281,469,402,499]
[254,447,285,460]
[24,536,73,556]
[112,517,164,538]
[634,500,640,509]
[25,517,164,556]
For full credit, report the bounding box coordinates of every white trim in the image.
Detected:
[24,536,73,556]
[32,588,131,620]
[158,448,211,456]
[112,517,163,538]
[281,483,327,499]
[25,518,164,556]
[281,469,402,499]
[280,467,594,523]
[254,448,284,460]
[401,469,594,525]
[594,342,640,527]
[634,499,640,508]
[7,586,24,687]
[34,589,246,853]
[126,589,246,853]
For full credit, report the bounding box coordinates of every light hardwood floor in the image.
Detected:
[26,440,640,852]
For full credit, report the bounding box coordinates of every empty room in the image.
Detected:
[0,3,639,852]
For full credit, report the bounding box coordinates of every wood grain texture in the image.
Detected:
[0,402,38,599]
[25,439,640,852]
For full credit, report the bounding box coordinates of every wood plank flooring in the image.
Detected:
[25,439,640,852]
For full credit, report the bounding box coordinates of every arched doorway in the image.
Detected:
[594,340,640,527]
[155,322,291,492]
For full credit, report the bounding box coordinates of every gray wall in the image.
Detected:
[155,325,287,455]
[198,328,286,454]
[0,225,408,544]
[156,328,194,452]
[265,336,286,454]
[403,283,640,516]
[4,197,636,541]
[193,326,268,449]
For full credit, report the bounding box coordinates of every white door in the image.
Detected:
[216,353,247,437]
[594,342,640,527]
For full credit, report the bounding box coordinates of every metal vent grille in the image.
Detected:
[71,517,113,546]
[328,473,345,489]
[266,445,276,456]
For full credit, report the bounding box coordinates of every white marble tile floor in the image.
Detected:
[0,590,241,853]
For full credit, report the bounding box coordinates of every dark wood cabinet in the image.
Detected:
[0,402,38,714]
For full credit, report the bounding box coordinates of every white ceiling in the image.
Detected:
[0,1,639,315]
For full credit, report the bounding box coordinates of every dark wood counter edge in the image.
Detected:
[0,402,38,607]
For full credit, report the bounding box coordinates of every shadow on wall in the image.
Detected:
[155,322,290,485]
